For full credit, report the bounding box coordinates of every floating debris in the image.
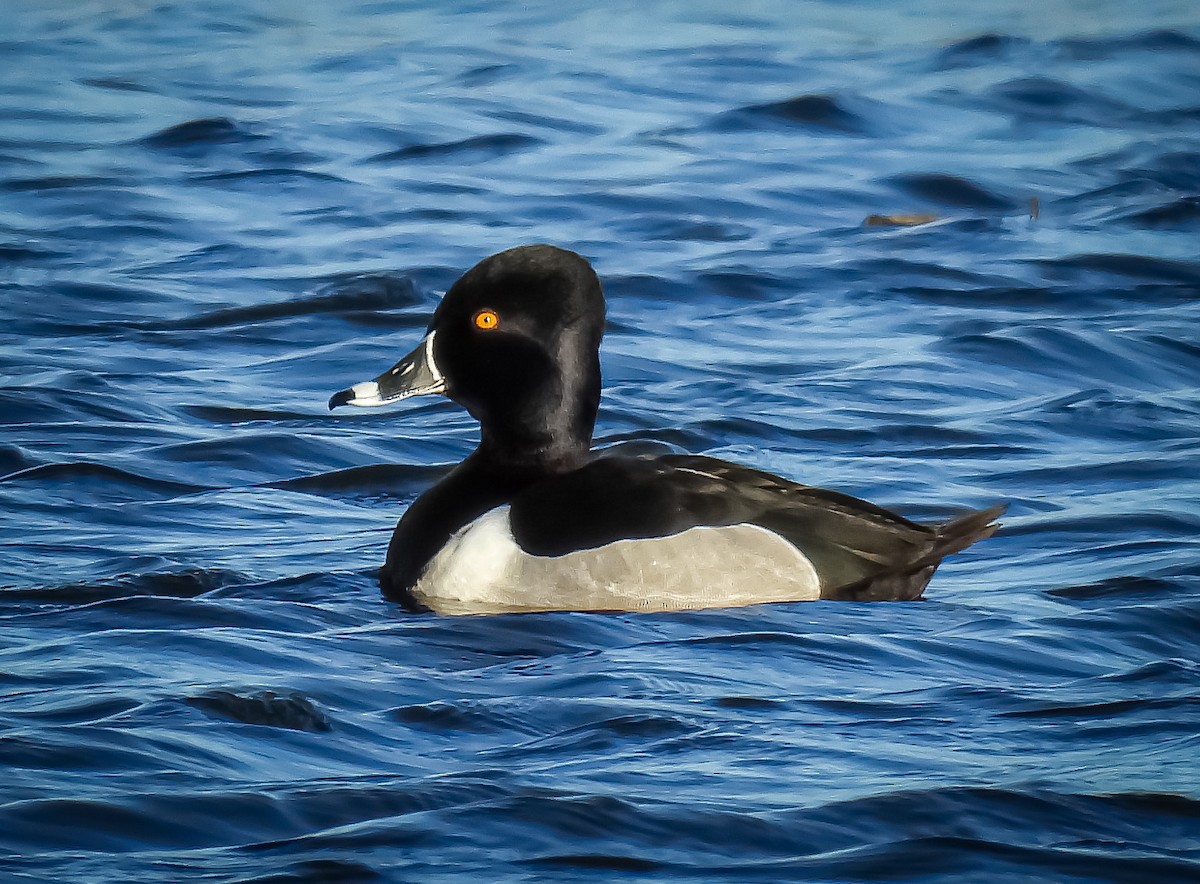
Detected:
[863,213,940,227]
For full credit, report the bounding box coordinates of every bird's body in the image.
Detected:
[330,245,1003,615]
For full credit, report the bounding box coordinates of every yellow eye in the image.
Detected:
[473,309,500,331]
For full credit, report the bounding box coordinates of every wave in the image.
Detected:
[985,76,1137,126]
[138,117,262,150]
[136,273,425,332]
[1047,574,1183,600]
[0,461,214,497]
[1058,28,1200,60]
[1,174,122,193]
[1030,253,1200,285]
[194,168,347,185]
[933,33,1032,69]
[367,133,543,163]
[267,463,448,498]
[885,172,1018,210]
[711,94,872,134]
[1,567,246,605]
[1121,197,1200,228]
[187,689,332,732]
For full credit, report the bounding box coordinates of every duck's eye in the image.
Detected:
[473,309,500,331]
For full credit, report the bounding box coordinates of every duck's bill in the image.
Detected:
[328,331,446,410]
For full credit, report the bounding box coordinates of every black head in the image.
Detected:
[330,244,606,470]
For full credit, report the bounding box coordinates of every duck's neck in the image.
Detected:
[476,348,599,475]
[476,394,595,475]
[477,428,589,475]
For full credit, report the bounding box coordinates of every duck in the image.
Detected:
[329,244,1004,615]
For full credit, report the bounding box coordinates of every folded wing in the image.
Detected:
[508,452,1004,601]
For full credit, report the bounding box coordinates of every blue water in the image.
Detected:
[3,1,1200,880]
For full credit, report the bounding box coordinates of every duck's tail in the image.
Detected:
[823,502,1006,602]
[929,502,1007,561]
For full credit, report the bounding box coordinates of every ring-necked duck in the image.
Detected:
[330,244,1004,615]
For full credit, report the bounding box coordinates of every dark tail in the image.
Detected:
[823,503,1006,602]
[929,502,1007,561]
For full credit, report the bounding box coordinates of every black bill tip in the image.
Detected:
[328,388,355,410]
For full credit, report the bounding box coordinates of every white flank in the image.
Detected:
[412,506,821,615]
